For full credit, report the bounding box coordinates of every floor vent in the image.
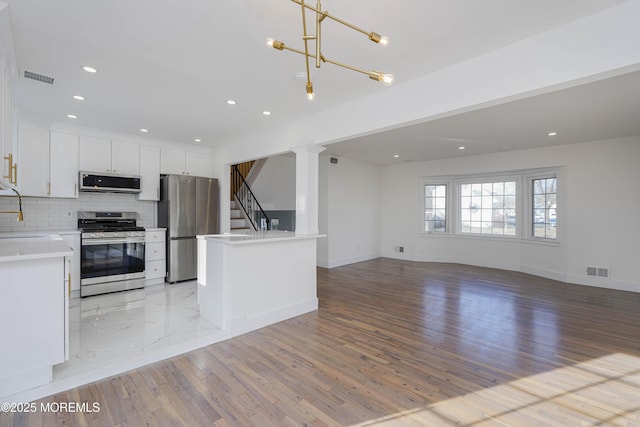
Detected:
[597,267,609,278]
[24,70,55,85]
[586,267,597,276]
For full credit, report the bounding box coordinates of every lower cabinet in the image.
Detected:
[59,231,81,296]
[145,228,166,285]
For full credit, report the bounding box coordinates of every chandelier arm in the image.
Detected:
[316,0,322,68]
[290,0,371,38]
[300,0,312,86]
[276,45,377,78]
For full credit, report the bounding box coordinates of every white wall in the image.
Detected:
[318,155,382,268]
[250,155,296,210]
[381,136,640,292]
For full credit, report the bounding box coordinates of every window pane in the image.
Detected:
[424,184,447,233]
[461,184,471,197]
[531,177,557,239]
[534,195,546,209]
[459,179,517,237]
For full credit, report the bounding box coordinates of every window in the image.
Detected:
[532,177,557,239]
[460,180,517,236]
[421,168,559,242]
[424,184,447,232]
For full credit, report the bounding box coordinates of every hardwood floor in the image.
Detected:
[3,259,640,426]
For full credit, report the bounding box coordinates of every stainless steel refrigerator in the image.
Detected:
[158,174,219,282]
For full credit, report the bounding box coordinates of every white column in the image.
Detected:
[292,144,325,235]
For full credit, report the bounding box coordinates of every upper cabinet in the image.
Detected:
[79,136,140,175]
[50,131,79,198]
[138,145,160,201]
[17,121,50,197]
[0,53,15,190]
[161,147,210,177]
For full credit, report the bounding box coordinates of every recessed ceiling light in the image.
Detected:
[140,128,148,133]
[393,154,400,158]
[262,111,271,116]
[458,146,466,150]
[548,131,558,136]
[82,66,98,73]
[194,138,201,142]
[73,95,85,101]
[226,100,237,105]
[67,114,77,119]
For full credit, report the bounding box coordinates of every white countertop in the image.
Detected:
[0,234,73,263]
[197,231,324,245]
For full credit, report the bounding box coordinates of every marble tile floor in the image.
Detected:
[7,281,228,403]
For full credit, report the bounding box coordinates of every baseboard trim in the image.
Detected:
[228,298,319,336]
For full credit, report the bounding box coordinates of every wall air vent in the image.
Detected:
[24,70,55,85]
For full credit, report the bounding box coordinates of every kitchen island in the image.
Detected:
[0,235,72,399]
[196,231,321,336]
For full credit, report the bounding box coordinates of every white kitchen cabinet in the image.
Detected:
[186,150,210,177]
[0,54,15,192]
[50,131,79,198]
[145,228,166,285]
[111,140,140,175]
[78,135,110,172]
[138,144,160,201]
[0,236,71,397]
[161,147,210,177]
[79,136,140,175]
[59,231,81,296]
[160,147,185,175]
[17,121,50,197]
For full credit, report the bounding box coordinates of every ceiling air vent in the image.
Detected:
[24,70,55,85]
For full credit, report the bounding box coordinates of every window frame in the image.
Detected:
[420,168,560,244]
[423,182,449,234]
[455,174,521,239]
[527,172,558,242]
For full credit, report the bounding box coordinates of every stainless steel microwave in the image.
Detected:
[79,171,142,193]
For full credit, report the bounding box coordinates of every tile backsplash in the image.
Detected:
[0,192,156,233]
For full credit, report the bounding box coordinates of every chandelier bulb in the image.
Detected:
[266,38,274,47]
[381,73,394,85]
[380,36,389,47]
[306,82,315,101]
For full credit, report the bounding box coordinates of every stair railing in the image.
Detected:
[231,164,269,231]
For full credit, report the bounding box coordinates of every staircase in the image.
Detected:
[230,200,252,232]
[230,161,269,232]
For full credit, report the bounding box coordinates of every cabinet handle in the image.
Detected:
[48,182,51,196]
[74,183,77,196]
[68,272,71,297]
[3,153,16,184]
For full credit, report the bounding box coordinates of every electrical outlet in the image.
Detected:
[399,246,404,253]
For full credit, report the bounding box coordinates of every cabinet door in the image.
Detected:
[17,121,50,197]
[79,136,111,172]
[50,132,79,198]
[111,140,140,175]
[186,151,210,177]
[138,145,160,200]
[160,147,186,175]
[0,56,13,189]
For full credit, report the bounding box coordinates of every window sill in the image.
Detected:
[419,232,561,247]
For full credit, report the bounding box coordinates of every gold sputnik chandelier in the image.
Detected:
[267,0,393,101]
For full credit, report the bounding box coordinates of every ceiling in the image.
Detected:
[4,0,638,164]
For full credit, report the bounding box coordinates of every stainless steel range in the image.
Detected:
[78,211,146,297]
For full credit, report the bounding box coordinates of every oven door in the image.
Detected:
[81,237,146,286]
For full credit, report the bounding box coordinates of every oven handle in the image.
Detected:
[81,238,146,246]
